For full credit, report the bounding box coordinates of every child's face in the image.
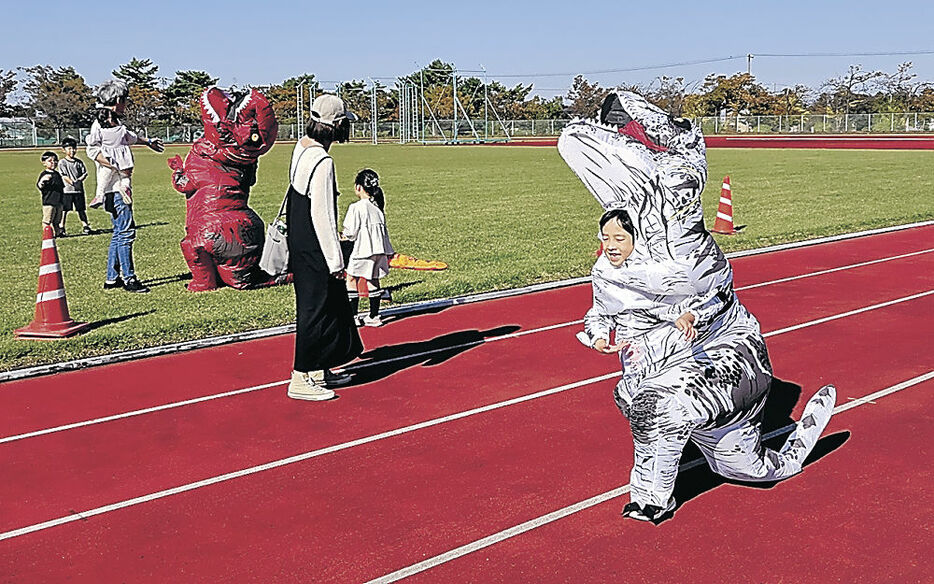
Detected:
[600,219,634,267]
[63,146,76,158]
[43,158,57,170]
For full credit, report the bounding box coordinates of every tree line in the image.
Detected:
[1,58,932,129]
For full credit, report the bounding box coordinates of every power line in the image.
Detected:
[490,56,745,78]
[755,49,934,58]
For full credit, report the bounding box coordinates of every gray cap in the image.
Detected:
[310,94,356,125]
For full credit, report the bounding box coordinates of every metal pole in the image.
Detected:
[420,69,425,144]
[483,66,488,140]
[452,71,458,143]
[398,83,403,144]
[370,80,377,145]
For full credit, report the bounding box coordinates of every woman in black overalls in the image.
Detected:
[286,95,362,400]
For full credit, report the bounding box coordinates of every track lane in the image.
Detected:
[2,292,930,582]
[4,242,932,445]
[730,223,934,288]
[398,376,934,584]
[3,224,931,435]
[1,256,931,531]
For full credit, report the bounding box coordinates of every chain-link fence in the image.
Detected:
[3,112,933,148]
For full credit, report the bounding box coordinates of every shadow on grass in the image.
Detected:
[143,272,192,288]
[345,325,520,385]
[87,310,155,332]
[644,378,850,524]
[85,221,170,236]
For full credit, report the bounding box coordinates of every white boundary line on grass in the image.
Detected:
[2,220,931,383]
[1,290,932,541]
[365,369,934,584]
[4,287,933,445]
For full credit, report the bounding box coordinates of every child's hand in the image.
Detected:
[63,177,74,185]
[594,338,626,354]
[675,312,697,342]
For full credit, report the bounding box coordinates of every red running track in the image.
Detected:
[1,224,932,582]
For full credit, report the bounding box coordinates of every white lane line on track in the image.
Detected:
[761,290,934,338]
[365,370,934,584]
[0,243,926,440]
[3,289,932,541]
[0,372,622,542]
[3,286,933,446]
[735,248,934,291]
[5,222,931,385]
[3,291,933,542]
[0,320,583,445]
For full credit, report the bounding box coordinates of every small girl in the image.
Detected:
[342,169,395,327]
[86,108,143,207]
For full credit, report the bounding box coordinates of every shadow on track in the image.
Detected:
[656,378,850,524]
[345,325,521,385]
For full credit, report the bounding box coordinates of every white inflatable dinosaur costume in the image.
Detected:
[559,92,836,521]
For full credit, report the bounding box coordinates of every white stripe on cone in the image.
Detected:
[41,239,56,250]
[719,197,732,206]
[38,263,61,276]
[717,212,732,221]
[36,289,66,303]
[721,182,731,190]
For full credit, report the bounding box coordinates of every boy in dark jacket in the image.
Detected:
[37,151,65,237]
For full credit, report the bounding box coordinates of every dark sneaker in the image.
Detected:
[622,497,676,522]
[103,277,124,290]
[123,277,150,293]
[324,369,352,387]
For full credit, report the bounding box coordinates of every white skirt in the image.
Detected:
[347,254,391,280]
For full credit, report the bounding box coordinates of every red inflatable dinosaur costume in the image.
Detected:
[168,87,285,291]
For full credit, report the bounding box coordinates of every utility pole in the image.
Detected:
[747,54,754,75]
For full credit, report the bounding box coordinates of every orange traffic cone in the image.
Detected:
[15,225,90,339]
[711,176,745,235]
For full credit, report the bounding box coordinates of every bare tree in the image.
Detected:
[566,75,610,118]
[820,65,883,115]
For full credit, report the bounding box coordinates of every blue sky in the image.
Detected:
[3,0,933,96]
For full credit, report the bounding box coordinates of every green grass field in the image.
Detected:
[1,144,932,372]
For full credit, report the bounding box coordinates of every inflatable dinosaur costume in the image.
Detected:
[169,87,285,291]
[559,92,836,521]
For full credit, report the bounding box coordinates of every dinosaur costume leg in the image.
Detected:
[180,235,220,291]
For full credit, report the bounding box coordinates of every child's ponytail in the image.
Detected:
[355,168,385,211]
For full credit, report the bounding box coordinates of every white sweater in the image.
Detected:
[342,199,394,259]
[289,141,343,273]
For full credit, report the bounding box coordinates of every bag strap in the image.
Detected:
[278,150,331,220]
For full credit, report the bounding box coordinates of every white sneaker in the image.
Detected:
[362,315,383,327]
[781,384,836,466]
[287,370,336,401]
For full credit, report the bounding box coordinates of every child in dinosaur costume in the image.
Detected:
[169,86,285,291]
[559,92,836,522]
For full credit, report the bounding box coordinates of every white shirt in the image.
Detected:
[289,140,343,273]
[342,199,394,258]
[85,120,138,170]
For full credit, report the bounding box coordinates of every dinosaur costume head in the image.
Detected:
[558,91,729,297]
[198,86,279,166]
